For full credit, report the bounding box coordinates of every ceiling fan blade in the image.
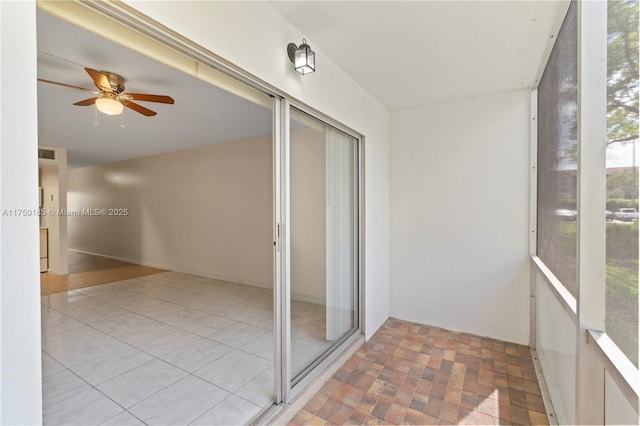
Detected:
[122,93,175,104]
[124,101,157,116]
[38,78,98,94]
[73,97,99,106]
[85,68,112,92]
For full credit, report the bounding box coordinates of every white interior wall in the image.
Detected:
[389,90,530,345]
[40,167,60,270]
[56,149,69,274]
[40,149,68,275]
[57,150,68,275]
[121,0,391,339]
[0,1,42,424]
[68,127,329,300]
[68,135,274,287]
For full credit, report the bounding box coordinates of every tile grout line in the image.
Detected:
[42,270,329,425]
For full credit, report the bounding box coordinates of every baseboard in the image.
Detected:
[45,268,68,275]
[68,248,273,289]
[291,292,325,305]
[530,347,558,425]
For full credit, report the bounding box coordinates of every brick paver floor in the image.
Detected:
[288,318,549,425]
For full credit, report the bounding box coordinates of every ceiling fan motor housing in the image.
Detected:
[102,71,125,94]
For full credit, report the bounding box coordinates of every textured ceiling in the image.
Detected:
[38,2,562,168]
[37,10,272,168]
[270,1,562,110]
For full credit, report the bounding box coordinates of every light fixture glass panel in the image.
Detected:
[294,45,315,75]
[95,97,124,115]
[305,49,315,73]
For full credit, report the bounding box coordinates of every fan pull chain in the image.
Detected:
[93,104,99,126]
[121,108,126,129]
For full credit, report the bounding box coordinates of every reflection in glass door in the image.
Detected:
[288,107,359,384]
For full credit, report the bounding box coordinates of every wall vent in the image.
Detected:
[38,149,55,160]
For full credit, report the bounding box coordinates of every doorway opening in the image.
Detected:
[36,2,363,424]
[38,8,276,424]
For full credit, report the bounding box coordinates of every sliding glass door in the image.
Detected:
[33,2,362,420]
[285,106,360,389]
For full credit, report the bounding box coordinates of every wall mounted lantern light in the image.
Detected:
[287,39,315,75]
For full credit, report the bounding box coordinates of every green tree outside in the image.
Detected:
[606,0,639,367]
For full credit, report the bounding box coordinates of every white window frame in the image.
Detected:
[530,1,639,423]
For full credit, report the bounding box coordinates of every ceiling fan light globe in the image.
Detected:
[95,97,123,115]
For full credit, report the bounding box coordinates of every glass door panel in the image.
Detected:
[288,107,359,383]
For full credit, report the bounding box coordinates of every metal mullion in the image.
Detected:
[575,1,607,423]
[272,97,283,405]
[287,100,361,144]
[530,89,539,349]
[353,140,360,330]
[281,100,292,402]
[359,138,365,337]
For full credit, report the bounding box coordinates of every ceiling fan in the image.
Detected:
[38,67,175,117]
